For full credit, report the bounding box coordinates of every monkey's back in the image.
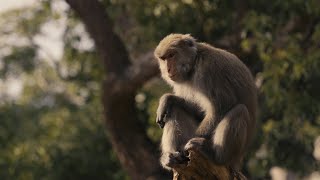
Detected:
[194,43,257,126]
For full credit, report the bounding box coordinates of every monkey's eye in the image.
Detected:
[166,52,175,59]
[159,52,175,61]
[159,56,165,61]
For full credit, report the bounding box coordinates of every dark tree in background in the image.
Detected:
[0,0,319,179]
[65,0,165,179]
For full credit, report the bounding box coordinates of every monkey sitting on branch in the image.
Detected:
[154,34,257,179]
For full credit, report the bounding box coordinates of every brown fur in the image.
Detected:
[154,34,257,170]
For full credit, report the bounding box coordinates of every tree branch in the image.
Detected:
[127,51,160,89]
[65,0,165,179]
[173,150,247,180]
[66,0,130,74]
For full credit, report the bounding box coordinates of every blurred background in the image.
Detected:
[0,0,319,179]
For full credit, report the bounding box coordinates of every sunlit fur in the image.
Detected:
[154,34,197,83]
[155,33,257,170]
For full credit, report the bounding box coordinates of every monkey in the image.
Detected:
[154,34,257,170]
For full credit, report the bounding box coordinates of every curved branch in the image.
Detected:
[66,0,130,74]
[65,0,165,179]
[127,51,160,89]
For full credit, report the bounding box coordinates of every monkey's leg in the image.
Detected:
[160,106,197,170]
[212,104,250,167]
[186,104,250,168]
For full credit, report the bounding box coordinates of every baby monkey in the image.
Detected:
[154,34,257,170]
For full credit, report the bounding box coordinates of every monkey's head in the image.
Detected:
[154,34,197,83]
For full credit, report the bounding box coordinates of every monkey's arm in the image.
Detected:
[156,93,204,128]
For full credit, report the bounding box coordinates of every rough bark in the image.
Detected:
[173,150,247,180]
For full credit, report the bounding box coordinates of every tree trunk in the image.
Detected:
[65,0,167,179]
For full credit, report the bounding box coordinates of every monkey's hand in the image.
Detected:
[161,151,189,169]
[184,137,207,156]
[156,94,173,128]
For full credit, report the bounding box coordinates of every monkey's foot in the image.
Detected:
[184,137,207,155]
[161,152,189,169]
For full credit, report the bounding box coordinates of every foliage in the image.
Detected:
[0,1,126,180]
[110,0,320,177]
[0,0,319,179]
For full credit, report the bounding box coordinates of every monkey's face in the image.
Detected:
[154,34,197,83]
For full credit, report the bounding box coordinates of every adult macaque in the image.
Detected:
[154,34,257,170]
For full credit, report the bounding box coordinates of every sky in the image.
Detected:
[0,0,37,13]
[0,0,69,61]
[0,0,94,99]
[0,0,92,61]
[0,0,63,99]
[0,0,38,99]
